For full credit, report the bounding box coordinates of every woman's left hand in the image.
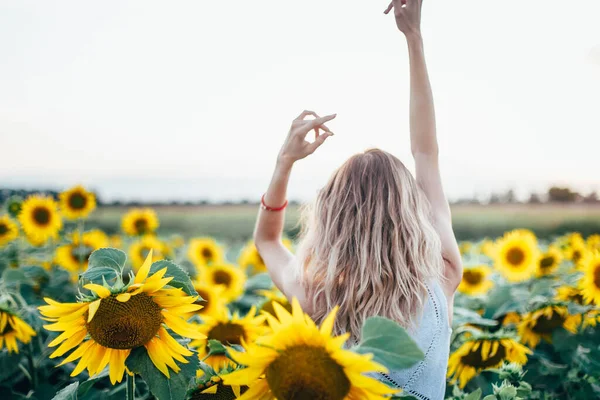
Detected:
[277,110,337,166]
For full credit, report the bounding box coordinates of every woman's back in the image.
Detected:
[375,280,451,400]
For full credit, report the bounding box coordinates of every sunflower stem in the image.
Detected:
[126,373,135,400]
[27,342,37,389]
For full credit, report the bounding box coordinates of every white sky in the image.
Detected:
[1,0,599,202]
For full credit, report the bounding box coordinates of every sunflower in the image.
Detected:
[587,234,600,251]
[193,281,228,318]
[222,299,397,400]
[0,215,19,247]
[18,195,63,245]
[238,239,292,274]
[447,334,531,389]
[555,286,585,305]
[536,246,563,277]
[189,238,225,267]
[458,265,494,296]
[6,197,22,218]
[257,289,292,318]
[55,230,109,274]
[190,374,247,399]
[479,239,496,259]
[501,312,521,327]
[578,250,600,305]
[110,235,123,249]
[199,264,246,302]
[59,185,97,220]
[39,250,205,384]
[518,304,580,348]
[122,208,159,236]
[459,241,473,256]
[129,235,169,271]
[192,308,266,371]
[0,309,36,354]
[493,230,539,282]
[563,233,588,267]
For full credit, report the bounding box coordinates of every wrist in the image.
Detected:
[276,155,295,172]
[404,31,423,45]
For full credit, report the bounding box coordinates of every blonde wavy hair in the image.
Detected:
[295,148,444,343]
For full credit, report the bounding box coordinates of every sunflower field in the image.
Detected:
[1,187,600,400]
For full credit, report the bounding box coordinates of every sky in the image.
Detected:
[1,0,599,202]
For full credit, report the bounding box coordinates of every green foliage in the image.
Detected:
[149,260,197,296]
[353,316,424,370]
[126,346,199,400]
[88,248,127,273]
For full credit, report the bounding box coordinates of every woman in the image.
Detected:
[252,1,462,398]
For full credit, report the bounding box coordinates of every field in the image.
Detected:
[86,203,600,242]
[2,190,600,400]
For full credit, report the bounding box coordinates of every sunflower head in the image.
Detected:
[122,208,159,236]
[193,281,228,318]
[18,194,63,245]
[222,299,397,400]
[193,308,266,371]
[458,265,494,295]
[6,196,23,218]
[447,332,531,389]
[40,249,205,385]
[0,307,37,354]
[536,245,563,277]
[198,264,246,302]
[238,240,292,275]
[189,238,225,267]
[0,215,19,247]
[578,250,600,305]
[59,185,97,220]
[587,234,600,251]
[190,371,247,399]
[129,235,169,270]
[494,230,539,282]
[55,230,109,273]
[518,304,580,348]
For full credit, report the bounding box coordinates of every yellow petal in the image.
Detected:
[134,249,154,284]
[116,293,131,302]
[87,299,102,323]
[83,284,111,299]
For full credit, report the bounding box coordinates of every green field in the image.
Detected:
[85,203,600,243]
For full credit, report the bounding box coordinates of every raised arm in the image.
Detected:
[253,111,336,304]
[385,0,462,299]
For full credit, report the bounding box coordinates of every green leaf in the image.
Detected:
[88,248,127,272]
[51,382,79,400]
[465,388,483,400]
[126,346,199,400]
[149,260,197,296]
[483,396,497,400]
[80,266,119,284]
[77,369,109,396]
[244,273,273,292]
[354,316,424,370]
[2,268,32,286]
[207,339,227,356]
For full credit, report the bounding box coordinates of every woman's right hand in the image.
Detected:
[384,0,423,37]
[277,110,336,167]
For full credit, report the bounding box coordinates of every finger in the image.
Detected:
[305,114,337,130]
[307,132,333,153]
[314,127,319,141]
[384,2,393,14]
[295,110,319,121]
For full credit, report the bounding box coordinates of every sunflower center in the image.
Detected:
[68,192,87,210]
[134,218,149,234]
[573,250,582,263]
[206,323,245,350]
[201,248,213,260]
[213,271,232,287]
[0,223,8,236]
[463,270,483,285]
[86,293,162,349]
[539,256,555,270]
[593,265,600,289]
[265,345,350,400]
[32,207,51,226]
[506,248,525,266]
[461,341,506,369]
[531,311,565,334]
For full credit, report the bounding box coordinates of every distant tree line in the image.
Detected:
[1,186,597,208]
[453,186,599,205]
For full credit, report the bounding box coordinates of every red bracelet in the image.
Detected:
[261,194,288,212]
